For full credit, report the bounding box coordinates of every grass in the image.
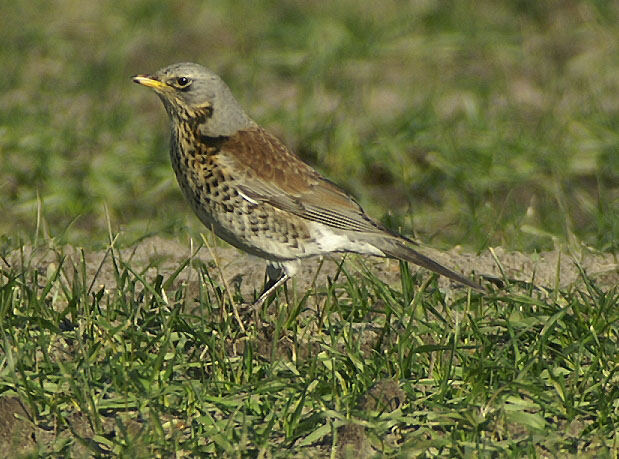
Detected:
[0,0,617,456]
[0,240,616,456]
[0,0,616,251]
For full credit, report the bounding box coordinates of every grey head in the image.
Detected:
[133,62,255,136]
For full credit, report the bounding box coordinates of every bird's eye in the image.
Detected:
[176,76,190,87]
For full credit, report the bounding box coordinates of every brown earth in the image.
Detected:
[6,236,617,302]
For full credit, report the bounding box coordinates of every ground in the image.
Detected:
[1,238,616,456]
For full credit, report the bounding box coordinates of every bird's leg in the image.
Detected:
[244,261,298,320]
[264,264,286,292]
[251,271,290,310]
[242,267,290,330]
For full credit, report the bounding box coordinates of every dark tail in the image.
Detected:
[382,242,485,292]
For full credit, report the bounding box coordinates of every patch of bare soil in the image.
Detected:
[7,236,617,301]
[0,397,38,456]
[0,395,137,457]
[335,378,407,457]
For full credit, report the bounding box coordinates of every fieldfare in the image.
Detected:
[133,63,483,305]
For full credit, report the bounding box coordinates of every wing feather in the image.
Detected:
[218,127,398,236]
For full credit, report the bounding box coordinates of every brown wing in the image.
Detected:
[218,127,399,235]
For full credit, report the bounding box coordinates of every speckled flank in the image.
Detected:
[170,117,314,262]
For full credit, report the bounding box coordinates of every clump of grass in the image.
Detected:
[0,239,615,456]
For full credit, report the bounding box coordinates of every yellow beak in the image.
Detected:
[132,74,168,90]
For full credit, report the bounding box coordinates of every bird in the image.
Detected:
[132,62,484,306]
